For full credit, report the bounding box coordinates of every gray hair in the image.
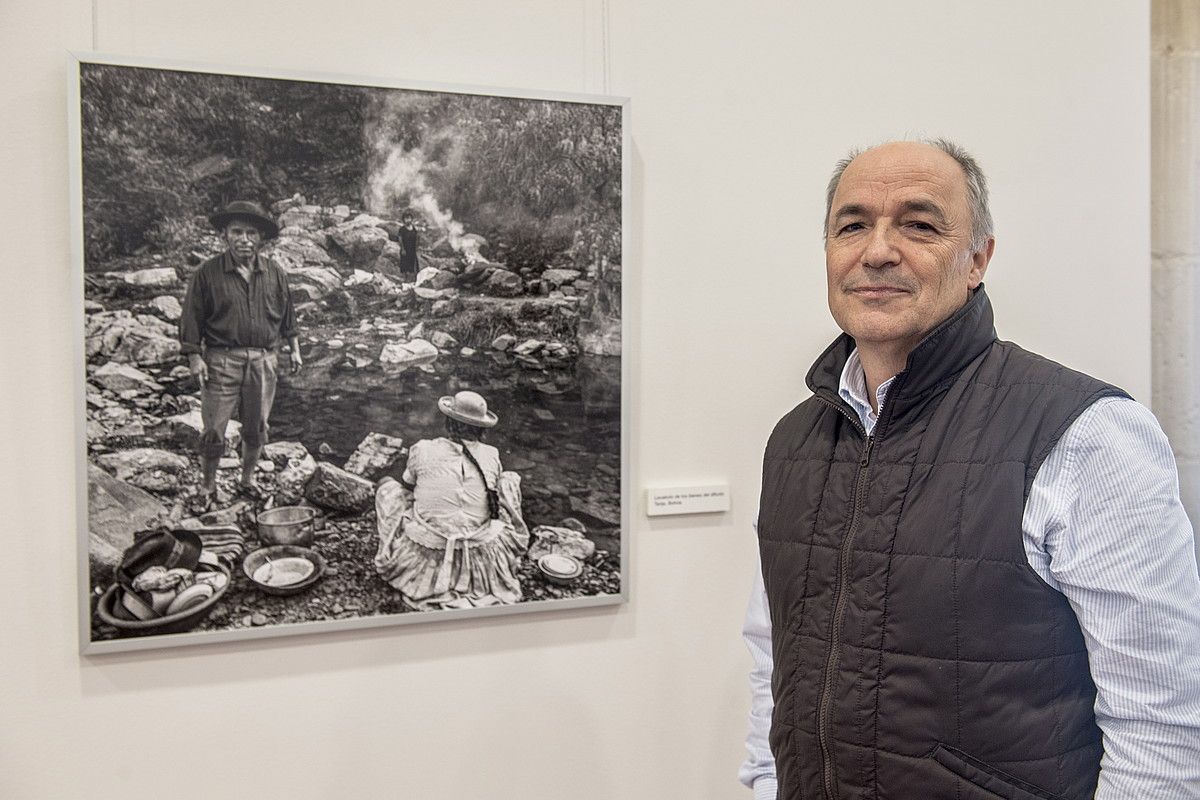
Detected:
[823,138,994,251]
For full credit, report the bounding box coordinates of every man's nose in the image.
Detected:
[861,223,900,269]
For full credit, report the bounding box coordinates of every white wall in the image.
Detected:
[0,2,1150,798]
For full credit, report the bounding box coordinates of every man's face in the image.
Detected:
[223,219,263,263]
[824,142,993,357]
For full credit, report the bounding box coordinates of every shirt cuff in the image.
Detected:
[180,342,202,355]
[752,776,778,800]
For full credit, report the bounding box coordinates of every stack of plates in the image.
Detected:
[537,553,583,585]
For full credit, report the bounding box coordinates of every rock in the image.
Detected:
[159,410,241,454]
[272,194,304,214]
[266,441,318,504]
[285,266,343,299]
[409,322,427,339]
[322,289,359,317]
[414,267,441,288]
[559,517,588,533]
[329,219,390,267]
[122,267,179,288]
[96,448,190,493]
[318,442,334,456]
[344,269,375,287]
[430,299,458,317]
[84,299,105,313]
[251,613,268,626]
[513,339,544,356]
[533,408,555,421]
[482,268,524,297]
[149,295,183,321]
[277,206,326,231]
[373,241,405,276]
[430,331,457,349]
[218,457,240,470]
[344,433,405,479]
[541,268,582,287]
[528,525,597,562]
[460,347,476,357]
[333,204,351,219]
[413,286,451,300]
[371,272,399,296]
[87,463,169,570]
[92,362,161,393]
[491,334,517,351]
[379,338,439,368]
[430,270,459,290]
[109,329,180,366]
[568,494,621,528]
[305,462,374,513]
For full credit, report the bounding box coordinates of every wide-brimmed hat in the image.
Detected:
[209,200,279,239]
[437,390,497,428]
[116,528,203,588]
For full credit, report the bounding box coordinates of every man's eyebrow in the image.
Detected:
[897,198,948,223]
[830,203,868,225]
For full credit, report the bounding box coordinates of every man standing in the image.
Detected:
[741,141,1200,799]
[397,210,423,281]
[179,200,302,508]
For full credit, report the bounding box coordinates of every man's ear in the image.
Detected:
[968,237,995,288]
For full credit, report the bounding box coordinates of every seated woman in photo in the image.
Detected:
[373,391,529,610]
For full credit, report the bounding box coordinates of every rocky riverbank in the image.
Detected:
[85,196,622,641]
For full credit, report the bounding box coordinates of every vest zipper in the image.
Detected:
[814,394,875,800]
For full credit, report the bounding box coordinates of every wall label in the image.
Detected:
[645,484,730,517]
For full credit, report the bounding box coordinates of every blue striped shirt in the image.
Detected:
[741,350,1200,799]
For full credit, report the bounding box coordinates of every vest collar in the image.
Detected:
[807,285,998,430]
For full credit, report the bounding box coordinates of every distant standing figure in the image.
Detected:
[374,391,529,610]
[397,210,422,280]
[179,200,302,509]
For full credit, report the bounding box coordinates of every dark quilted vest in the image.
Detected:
[757,288,1127,800]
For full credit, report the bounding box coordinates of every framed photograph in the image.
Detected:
[70,52,629,654]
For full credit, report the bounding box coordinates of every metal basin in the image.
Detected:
[256,505,316,547]
[242,545,326,596]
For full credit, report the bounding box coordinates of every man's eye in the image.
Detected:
[838,222,864,234]
[907,221,936,232]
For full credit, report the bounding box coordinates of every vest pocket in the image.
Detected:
[930,744,1065,800]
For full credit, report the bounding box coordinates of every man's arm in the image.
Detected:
[1025,397,1200,798]
[179,266,207,385]
[740,564,778,800]
[275,261,302,374]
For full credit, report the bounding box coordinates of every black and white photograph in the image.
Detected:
[73,56,628,652]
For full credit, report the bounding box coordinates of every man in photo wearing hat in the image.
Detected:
[179,200,302,508]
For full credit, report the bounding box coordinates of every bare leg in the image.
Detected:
[200,454,221,494]
[241,442,262,487]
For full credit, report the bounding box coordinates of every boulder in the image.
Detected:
[96,447,190,493]
[430,299,459,317]
[344,269,375,287]
[528,525,597,562]
[265,441,318,504]
[413,286,451,300]
[371,272,400,296]
[285,266,343,298]
[430,270,459,290]
[122,267,179,288]
[541,268,582,287]
[373,241,404,276]
[159,410,241,453]
[513,339,544,356]
[266,235,333,271]
[409,322,427,339]
[491,334,517,351]
[149,295,183,321]
[482,268,524,297]
[109,329,180,367]
[305,462,374,513]
[329,219,390,267]
[414,266,441,288]
[568,494,621,528]
[92,362,161,394]
[277,205,326,231]
[430,331,457,349]
[344,433,405,479]
[379,338,439,368]
[87,463,167,569]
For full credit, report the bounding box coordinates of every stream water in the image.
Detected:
[270,350,623,550]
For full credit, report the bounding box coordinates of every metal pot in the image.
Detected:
[256,505,316,547]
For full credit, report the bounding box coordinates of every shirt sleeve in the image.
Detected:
[1026,397,1200,798]
[275,260,298,341]
[178,265,207,355]
[740,559,779,799]
[402,440,423,486]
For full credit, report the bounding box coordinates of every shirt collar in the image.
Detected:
[222,251,263,273]
[838,348,896,435]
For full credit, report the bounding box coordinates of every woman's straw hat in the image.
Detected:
[437,390,497,428]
